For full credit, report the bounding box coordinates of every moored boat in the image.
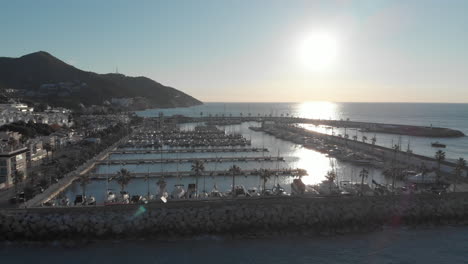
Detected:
[431,142,446,148]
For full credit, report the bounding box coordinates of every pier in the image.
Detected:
[110,147,269,154]
[90,168,303,179]
[174,116,465,138]
[97,156,284,165]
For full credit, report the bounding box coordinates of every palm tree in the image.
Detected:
[78,174,90,197]
[419,162,428,185]
[229,164,241,196]
[259,169,271,193]
[435,150,446,184]
[296,169,308,178]
[156,178,167,197]
[391,144,400,191]
[12,170,25,195]
[359,168,369,196]
[191,160,205,197]
[362,136,368,143]
[353,135,358,141]
[371,136,377,145]
[115,168,131,192]
[453,157,466,192]
[455,157,466,176]
[325,170,337,194]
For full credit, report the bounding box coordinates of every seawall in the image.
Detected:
[2,193,468,241]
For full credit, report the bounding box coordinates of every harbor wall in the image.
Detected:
[2,193,468,241]
[285,125,462,174]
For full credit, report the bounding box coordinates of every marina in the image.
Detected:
[54,113,467,206]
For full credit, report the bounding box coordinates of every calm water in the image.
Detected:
[3,226,468,263]
[64,121,390,203]
[138,102,468,161]
[48,103,468,261]
[64,102,468,201]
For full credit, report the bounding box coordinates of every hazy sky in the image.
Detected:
[1,0,468,103]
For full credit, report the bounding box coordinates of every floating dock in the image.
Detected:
[90,168,302,179]
[97,156,284,165]
[110,147,269,154]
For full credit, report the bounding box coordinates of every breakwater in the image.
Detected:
[176,116,465,138]
[2,193,468,241]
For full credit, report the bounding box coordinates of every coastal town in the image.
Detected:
[1,95,468,242]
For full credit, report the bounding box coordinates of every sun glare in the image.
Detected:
[298,31,339,72]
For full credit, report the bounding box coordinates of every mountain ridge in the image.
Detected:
[0,51,202,109]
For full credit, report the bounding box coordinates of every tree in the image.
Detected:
[115,168,131,192]
[229,164,241,196]
[191,160,205,197]
[371,136,377,145]
[78,174,90,197]
[156,178,167,197]
[391,144,400,191]
[353,135,358,141]
[325,170,337,194]
[362,136,368,143]
[12,170,25,195]
[296,169,308,178]
[453,158,466,192]
[259,169,271,193]
[359,168,369,196]
[420,162,428,184]
[435,150,446,184]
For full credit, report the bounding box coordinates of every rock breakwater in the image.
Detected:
[2,194,468,241]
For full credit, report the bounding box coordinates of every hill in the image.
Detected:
[0,51,202,109]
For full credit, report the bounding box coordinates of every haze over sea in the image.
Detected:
[139,102,468,160]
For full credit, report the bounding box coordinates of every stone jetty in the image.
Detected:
[179,116,465,138]
[2,193,468,241]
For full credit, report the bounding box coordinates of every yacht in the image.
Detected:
[311,180,340,195]
[120,191,130,204]
[210,184,224,198]
[106,190,116,203]
[171,184,186,199]
[233,185,249,197]
[272,184,288,196]
[291,179,321,196]
[431,142,446,148]
[247,187,261,197]
[74,195,85,206]
[339,181,374,196]
[186,183,197,199]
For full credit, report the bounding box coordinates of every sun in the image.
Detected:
[298,31,339,72]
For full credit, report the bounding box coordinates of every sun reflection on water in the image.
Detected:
[294,147,332,185]
[297,101,338,120]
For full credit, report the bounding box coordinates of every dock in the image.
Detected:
[90,168,303,179]
[97,156,284,165]
[110,147,269,154]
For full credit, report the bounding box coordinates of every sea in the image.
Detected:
[5,102,468,263]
